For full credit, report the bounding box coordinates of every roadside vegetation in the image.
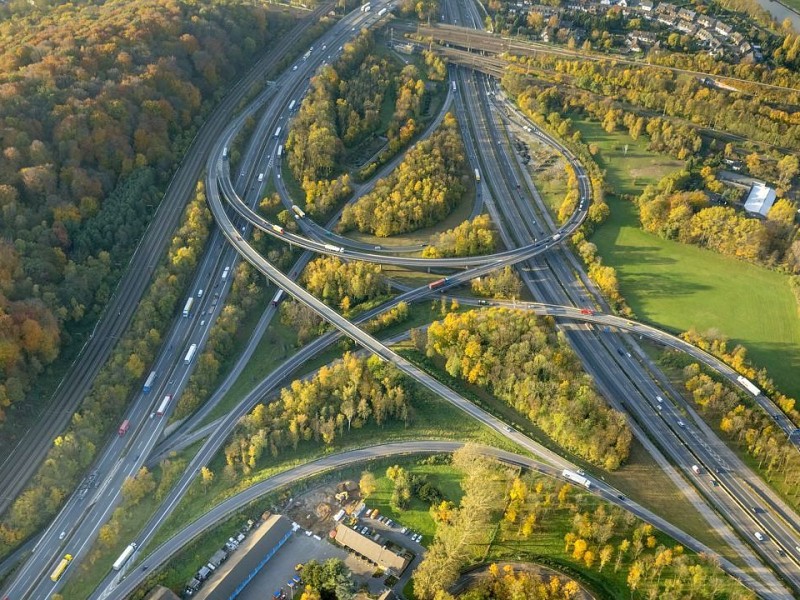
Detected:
[420,309,632,469]
[341,113,470,236]
[285,30,431,216]
[412,446,749,600]
[471,266,523,299]
[278,255,390,343]
[0,184,211,558]
[222,353,414,476]
[421,214,498,258]
[663,353,800,512]
[0,0,294,428]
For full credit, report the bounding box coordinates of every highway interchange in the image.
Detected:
[2,0,800,598]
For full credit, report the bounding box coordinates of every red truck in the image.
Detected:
[118,419,130,436]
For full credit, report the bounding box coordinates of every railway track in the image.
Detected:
[0,3,331,520]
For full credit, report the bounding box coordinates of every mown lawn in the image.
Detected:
[593,187,800,399]
[573,118,800,399]
[365,463,465,546]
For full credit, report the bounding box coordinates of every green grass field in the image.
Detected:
[366,463,465,546]
[572,118,800,399]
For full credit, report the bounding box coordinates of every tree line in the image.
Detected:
[341,113,470,237]
[679,328,798,425]
[0,0,292,423]
[502,53,800,152]
[675,362,800,509]
[637,169,798,269]
[0,182,212,556]
[421,309,632,469]
[222,354,412,477]
[421,214,497,258]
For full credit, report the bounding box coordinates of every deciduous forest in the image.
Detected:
[0,0,293,421]
[223,354,412,476]
[341,113,470,236]
[286,30,428,215]
[422,309,632,469]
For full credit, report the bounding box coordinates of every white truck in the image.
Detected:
[562,469,592,489]
[736,375,761,396]
[112,543,137,571]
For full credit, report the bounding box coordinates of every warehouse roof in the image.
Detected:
[744,183,776,217]
[334,524,410,574]
[194,515,293,600]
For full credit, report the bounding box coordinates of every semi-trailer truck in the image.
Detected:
[561,469,592,489]
[156,394,172,416]
[112,543,137,571]
[737,375,761,396]
[182,297,194,318]
[184,343,197,365]
[143,370,157,393]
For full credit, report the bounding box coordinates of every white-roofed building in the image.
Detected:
[743,183,776,217]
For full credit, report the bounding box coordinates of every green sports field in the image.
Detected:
[572,119,800,399]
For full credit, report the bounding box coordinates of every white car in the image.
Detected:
[59,531,66,540]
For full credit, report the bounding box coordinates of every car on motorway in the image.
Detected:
[754,532,766,541]
[677,420,685,428]
[59,531,66,540]
[292,65,298,71]
[503,425,512,432]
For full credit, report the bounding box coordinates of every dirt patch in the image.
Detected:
[285,479,362,537]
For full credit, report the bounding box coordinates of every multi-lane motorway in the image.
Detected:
[3,0,800,598]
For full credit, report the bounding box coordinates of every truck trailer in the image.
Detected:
[112,543,137,571]
[182,297,194,318]
[561,469,592,489]
[143,370,157,393]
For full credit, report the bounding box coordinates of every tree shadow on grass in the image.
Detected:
[610,243,679,267]
[622,270,712,300]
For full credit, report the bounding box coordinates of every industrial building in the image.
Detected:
[334,524,411,575]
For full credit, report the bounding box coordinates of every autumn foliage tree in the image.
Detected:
[426,309,631,468]
[341,113,469,236]
[0,0,291,422]
[422,214,497,258]
[223,354,412,475]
